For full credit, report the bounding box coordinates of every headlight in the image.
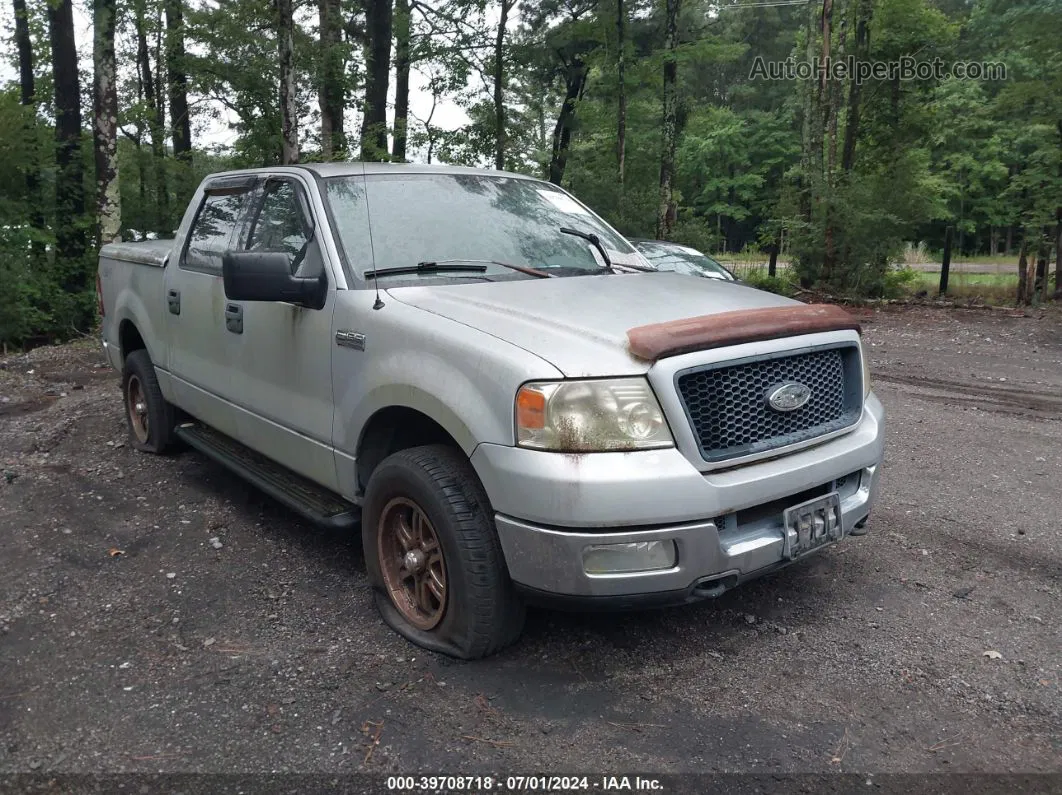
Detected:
[516,378,673,451]
[861,345,872,397]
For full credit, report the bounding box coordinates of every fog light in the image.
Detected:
[582,540,677,574]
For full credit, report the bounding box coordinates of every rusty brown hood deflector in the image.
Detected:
[626,304,861,362]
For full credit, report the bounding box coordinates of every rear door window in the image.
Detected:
[182,189,250,274]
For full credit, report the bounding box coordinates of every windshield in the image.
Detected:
[325,173,638,280]
[634,241,734,280]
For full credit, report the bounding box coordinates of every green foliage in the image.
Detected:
[741,269,798,298]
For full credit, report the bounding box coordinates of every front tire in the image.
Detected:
[363,445,525,659]
[122,349,177,454]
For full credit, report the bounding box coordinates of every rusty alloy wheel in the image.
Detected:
[125,374,150,444]
[377,497,448,630]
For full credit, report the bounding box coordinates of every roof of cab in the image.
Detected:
[308,161,533,178]
[201,161,548,184]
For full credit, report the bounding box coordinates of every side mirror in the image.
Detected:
[222,250,325,309]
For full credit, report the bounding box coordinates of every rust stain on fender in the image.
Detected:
[626,304,862,362]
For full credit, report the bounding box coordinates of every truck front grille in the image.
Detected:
[676,345,862,464]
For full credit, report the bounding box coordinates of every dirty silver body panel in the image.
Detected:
[98,162,885,606]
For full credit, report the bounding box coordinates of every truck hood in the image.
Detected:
[385,272,799,376]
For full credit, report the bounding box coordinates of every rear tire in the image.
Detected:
[122,349,177,454]
[363,444,525,659]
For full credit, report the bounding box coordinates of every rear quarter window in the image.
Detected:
[182,191,249,273]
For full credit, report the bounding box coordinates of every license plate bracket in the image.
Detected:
[782,492,842,560]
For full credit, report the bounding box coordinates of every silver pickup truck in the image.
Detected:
[97,163,884,659]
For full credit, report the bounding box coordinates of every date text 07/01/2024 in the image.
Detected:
[386,775,665,791]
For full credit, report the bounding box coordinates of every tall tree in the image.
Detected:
[94,0,121,244]
[48,0,88,299]
[360,0,394,160]
[165,0,192,206]
[656,0,680,239]
[548,55,587,186]
[493,0,516,170]
[133,0,169,234]
[319,0,345,160]
[277,0,299,163]
[392,0,411,161]
[12,0,35,107]
[841,0,871,172]
[12,0,45,254]
[616,0,626,185]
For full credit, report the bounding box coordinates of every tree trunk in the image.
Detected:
[841,2,870,172]
[360,0,393,161]
[797,0,817,236]
[493,0,514,170]
[13,0,34,106]
[939,225,953,296]
[1034,230,1048,302]
[1005,224,1012,255]
[824,0,841,182]
[548,57,588,186]
[135,2,169,235]
[49,0,88,298]
[655,0,680,240]
[13,0,45,258]
[989,226,998,257]
[134,66,147,241]
[820,0,836,282]
[768,234,780,277]
[392,0,410,161]
[1016,235,1029,305]
[319,0,345,160]
[165,0,193,209]
[1055,122,1062,297]
[616,0,627,185]
[93,0,121,245]
[277,0,299,164]
[1054,211,1062,298]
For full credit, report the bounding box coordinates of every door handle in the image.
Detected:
[167,288,181,315]
[224,303,243,334]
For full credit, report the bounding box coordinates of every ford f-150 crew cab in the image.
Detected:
[97,163,884,659]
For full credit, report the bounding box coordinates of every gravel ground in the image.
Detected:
[1,305,1060,779]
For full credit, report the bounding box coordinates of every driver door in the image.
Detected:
[223,174,340,491]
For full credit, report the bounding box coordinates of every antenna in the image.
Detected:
[360,165,384,310]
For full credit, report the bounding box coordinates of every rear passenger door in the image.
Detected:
[164,175,257,440]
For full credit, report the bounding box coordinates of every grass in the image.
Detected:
[910,270,1033,303]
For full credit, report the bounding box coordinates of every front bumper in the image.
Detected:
[470,393,884,603]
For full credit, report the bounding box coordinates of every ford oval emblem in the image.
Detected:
[766,382,812,412]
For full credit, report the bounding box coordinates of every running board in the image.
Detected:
[175,422,360,531]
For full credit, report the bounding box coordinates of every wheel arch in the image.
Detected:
[354,403,468,495]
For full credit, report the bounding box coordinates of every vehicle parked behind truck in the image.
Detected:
[97,163,884,659]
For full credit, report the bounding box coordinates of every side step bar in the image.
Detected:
[175,422,360,531]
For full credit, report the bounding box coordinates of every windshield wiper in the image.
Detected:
[560,227,612,269]
[364,261,488,279]
[366,259,552,280]
[433,258,552,278]
[559,227,657,273]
